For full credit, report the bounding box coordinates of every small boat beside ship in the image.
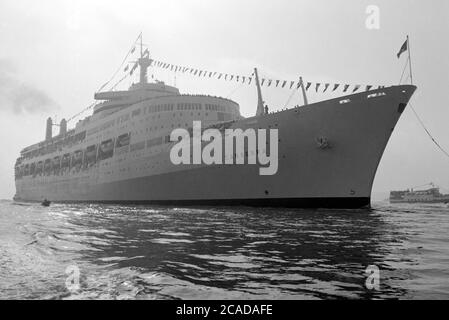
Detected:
[390,183,449,204]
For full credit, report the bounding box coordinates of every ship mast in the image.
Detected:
[299,76,308,106]
[254,68,265,116]
[138,33,151,84]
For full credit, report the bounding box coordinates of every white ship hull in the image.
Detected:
[15,85,416,208]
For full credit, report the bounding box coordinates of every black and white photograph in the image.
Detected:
[0,0,448,306]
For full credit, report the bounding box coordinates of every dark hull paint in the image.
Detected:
[15,197,371,209]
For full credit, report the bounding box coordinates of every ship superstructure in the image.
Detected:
[14,35,417,208]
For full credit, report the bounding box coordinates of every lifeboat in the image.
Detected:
[44,159,52,175]
[52,156,61,174]
[35,161,43,176]
[98,139,114,160]
[115,133,130,148]
[61,153,70,172]
[71,150,83,171]
[85,145,98,166]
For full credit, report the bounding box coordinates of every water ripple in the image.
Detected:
[0,200,448,299]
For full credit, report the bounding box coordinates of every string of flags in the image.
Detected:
[141,58,386,94]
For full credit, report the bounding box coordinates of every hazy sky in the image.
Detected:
[0,0,448,199]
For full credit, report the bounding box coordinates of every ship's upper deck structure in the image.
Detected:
[16,35,242,170]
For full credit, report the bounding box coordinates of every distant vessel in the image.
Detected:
[390,183,449,204]
[13,35,417,208]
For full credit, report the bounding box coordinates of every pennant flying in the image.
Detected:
[147,59,389,96]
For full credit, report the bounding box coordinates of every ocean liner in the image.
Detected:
[14,36,417,208]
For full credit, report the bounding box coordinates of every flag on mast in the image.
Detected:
[397,39,408,58]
